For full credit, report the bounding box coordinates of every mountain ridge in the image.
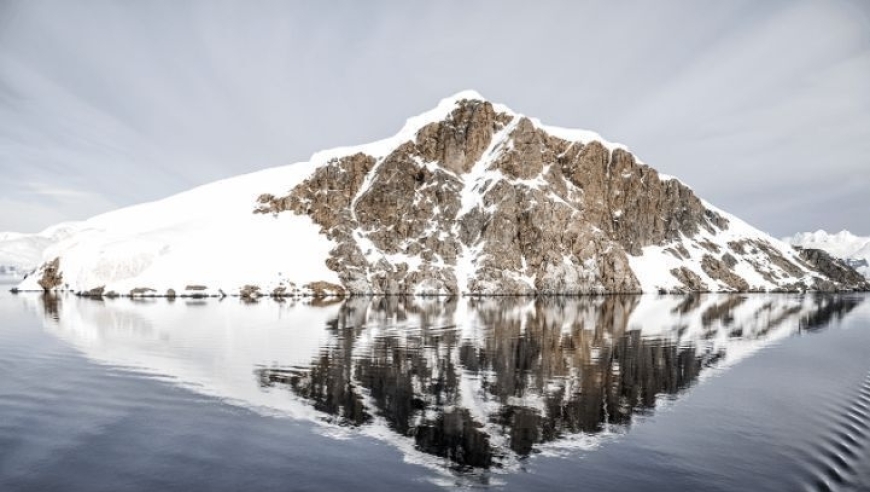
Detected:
[786,230,870,279]
[0,222,82,280]
[15,91,870,296]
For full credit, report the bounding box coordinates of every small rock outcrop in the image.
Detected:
[37,257,63,291]
[303,281,346,298]
[701,255,750,291]
[670,267,707,292]
[130,287,157,297]
[82,285,105,297]
[240,285,262,299]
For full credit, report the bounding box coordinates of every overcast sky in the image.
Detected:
[0,0,868,236]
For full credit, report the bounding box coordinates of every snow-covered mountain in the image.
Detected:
[15,91,870,296]
[786,230,870,279]
[0,223,81,281]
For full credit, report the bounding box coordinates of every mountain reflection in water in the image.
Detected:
[32,293,863,475]
[253,294,860,471]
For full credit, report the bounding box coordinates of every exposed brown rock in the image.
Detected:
[304,281,346,298]
[416,99,505,175]
[701,255,749,291]
[557,143,727,256]
[81,285,105,297]
[130,287,157,297]
[253,193,276,213]
[727,240,747,255]
[698,240,721,254]
[38,257,63,291]
[240,285,261,299]
[664,248,684,260]
[670,267,707,291]
[272,286,288,297]
[752,241,805,278]
[491,117,553,180]
[751,264,778,284]
[675,244,691,258]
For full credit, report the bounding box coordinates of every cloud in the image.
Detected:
[0,190,115,233]
[22,183,95,199]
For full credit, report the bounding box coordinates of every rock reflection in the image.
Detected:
[29,292,864,476]
[256,294,862,471]
[799,294,863,332]
[40,292,62,321]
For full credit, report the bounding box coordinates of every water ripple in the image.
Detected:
[802,369,870,492]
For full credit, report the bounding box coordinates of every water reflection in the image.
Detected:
[29,293,864,476]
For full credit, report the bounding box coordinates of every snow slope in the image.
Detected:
[786,230,870,278]
[0,222,81,280]
[16,163,338,296]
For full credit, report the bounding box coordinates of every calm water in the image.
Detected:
[1,290,869,491]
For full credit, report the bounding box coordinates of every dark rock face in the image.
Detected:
[559,143,721,256]
[253,96,868,294]
[797,248,870,290]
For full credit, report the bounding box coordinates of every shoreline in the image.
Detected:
[10,286,870,299]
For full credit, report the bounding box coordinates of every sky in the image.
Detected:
[0,0,868,237]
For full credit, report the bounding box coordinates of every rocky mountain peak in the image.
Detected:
[253,92,867,295]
